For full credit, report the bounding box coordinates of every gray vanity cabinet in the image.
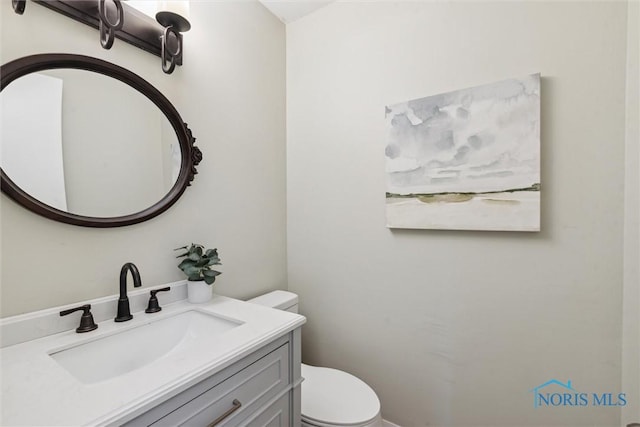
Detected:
[121,331,301,427]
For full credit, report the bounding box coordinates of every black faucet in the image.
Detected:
[115,262,142,322]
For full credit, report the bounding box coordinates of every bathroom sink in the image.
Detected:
[49,310,242,384]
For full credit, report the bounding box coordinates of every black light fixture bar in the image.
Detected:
[26,0,183,66]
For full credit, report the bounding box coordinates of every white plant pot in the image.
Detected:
[187,280,213,303]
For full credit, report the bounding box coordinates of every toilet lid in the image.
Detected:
[301,364,380,426]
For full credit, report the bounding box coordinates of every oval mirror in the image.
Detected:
[0,54,201,227]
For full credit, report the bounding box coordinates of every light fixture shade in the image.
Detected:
[156,0,190,32]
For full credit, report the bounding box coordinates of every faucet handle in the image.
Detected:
[145,287,171,313]
[60,304,98,333]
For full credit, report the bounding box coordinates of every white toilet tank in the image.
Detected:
[247,290,299,313]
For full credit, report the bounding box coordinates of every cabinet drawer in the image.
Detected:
[151,343,289,427]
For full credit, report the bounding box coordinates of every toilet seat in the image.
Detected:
[301,364,381,427]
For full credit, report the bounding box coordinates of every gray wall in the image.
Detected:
[287,2,628,426]
[0,1,287,316]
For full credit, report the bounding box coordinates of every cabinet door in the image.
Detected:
[240,394,290,427]
[151,343,290,427]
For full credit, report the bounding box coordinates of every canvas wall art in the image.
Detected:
[385,73,541,231]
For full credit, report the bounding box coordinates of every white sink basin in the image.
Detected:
[49,310,242,384]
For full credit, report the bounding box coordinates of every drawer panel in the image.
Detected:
[151,343,289,427]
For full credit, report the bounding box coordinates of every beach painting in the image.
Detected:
[385,74,540,231]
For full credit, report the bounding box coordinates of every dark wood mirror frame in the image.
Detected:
[0,53,202,227]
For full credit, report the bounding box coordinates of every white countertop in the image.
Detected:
[1,294,305,426]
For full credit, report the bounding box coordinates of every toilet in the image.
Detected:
[248,291,384,427]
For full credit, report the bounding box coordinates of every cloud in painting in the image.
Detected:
[385,74,540,195]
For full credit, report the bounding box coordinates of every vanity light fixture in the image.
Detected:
[155,1,191,74]
[10,1,187,74]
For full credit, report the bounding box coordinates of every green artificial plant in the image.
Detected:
[175,243,222,285]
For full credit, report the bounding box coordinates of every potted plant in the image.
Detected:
[175,243,222,303]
